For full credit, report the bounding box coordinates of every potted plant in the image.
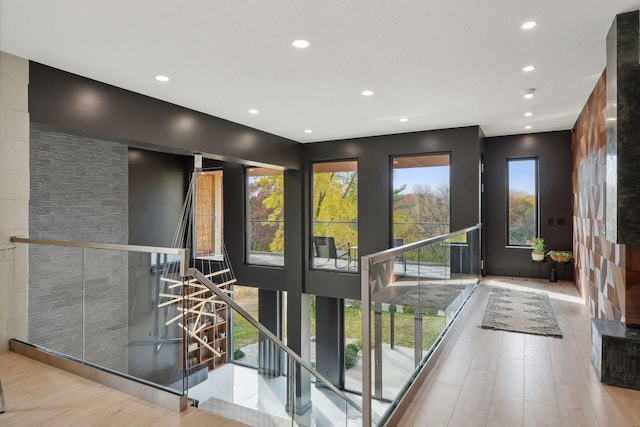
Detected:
[531,237,545,261]
[547,250,573,263]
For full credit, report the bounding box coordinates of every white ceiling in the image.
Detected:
[1,1,639,143]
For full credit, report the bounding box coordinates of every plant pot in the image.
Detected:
[532,252,545,262]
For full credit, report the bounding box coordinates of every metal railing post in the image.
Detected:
[0,377,6,413]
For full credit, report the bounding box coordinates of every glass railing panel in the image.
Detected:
[247,219,285,267]
[188,269,363,427]
[361,225,481,425]
[13,238,188,395]
[19,242,84,359]
[312,220,358,271]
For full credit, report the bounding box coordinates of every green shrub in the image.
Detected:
[233,349,245,360]
[403,304,414,314]
[345,341,362,369]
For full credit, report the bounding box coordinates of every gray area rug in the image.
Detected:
[480,288,563,337]
[390,284,467,310]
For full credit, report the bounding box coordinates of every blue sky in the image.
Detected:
[508,159,536,195]
[394,166,449,194]
[393,160,536,195]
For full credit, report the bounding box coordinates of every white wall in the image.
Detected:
[0,51,29,352]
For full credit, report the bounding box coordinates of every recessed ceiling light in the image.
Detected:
[399,118,408,122]
[524,88,536,99]
[304,129,313,133]
[361,90,374,96]
[524,112,533,117]
[521,21,537,30]
[525,125,532,129]
[292,39,310,49]
[523,65,536,72]
[248,109,259,114]
[155,75,170,82]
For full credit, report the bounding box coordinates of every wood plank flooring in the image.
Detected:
[397,277,640,427]
[3,277,640,426]
[0,351,249,427]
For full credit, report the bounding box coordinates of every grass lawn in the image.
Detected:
[233,305,446,354]
[345,306,446,350]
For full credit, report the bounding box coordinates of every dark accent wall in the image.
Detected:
[302,127,482,299]
[29,62,301,170]
[485,131,573,277]
[605,11,640,244]
[128,148,191,247]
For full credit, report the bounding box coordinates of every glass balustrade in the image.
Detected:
[11,238,189,395]
[361,225,481,425]
[187,269,363,426]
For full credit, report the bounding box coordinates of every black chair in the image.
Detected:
[393,238,407,272]
[314,236,351,268]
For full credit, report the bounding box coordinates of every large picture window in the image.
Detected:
[392,154,450,245]
[507,158,538,246]
[246,167,284,266]
[311,161,358,270]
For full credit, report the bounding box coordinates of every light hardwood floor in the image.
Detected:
[397,277,640,427]
[3,277,640,427]
[0,351,249,427]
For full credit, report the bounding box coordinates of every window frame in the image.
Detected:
[390,152,451,247]
[310,159,359,272]
[505,157,539,248]
[245,166,285,267]
[193,168,224,260]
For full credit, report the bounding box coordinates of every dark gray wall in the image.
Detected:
[128,148,191,247]
[484,131,573,277]
[302,127,482,299]
[315,296,345,388]
[29,128,129,372]
[29,62,301,169]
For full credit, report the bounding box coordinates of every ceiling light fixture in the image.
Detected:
[305,129,313,133]
[248,109,259,114]
[399,118,408,122]
[524,112,532,117]
[155,75,170,82]
[292,39,310,48]
[361,90,374,96]
[524,88,536,99]
[521,21,537,30]
[523,65,536,72]
[525,125,532,129]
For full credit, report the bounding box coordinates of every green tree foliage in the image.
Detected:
[312,170,358,247]
[248,174,284,253]
[393,182,450,263]
[508,190,535,245]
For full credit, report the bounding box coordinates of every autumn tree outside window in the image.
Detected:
[246,167,284,266]
[311,160,358,270]
[507,158,538,247]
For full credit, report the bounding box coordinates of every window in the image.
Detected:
[392,154,450,245]
[195,170,223,259]
[231,285,259,367]
[246,167,284,266]
[507,158,537,246]
[311,161,358,270]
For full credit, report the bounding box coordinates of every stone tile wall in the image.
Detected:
[29,128,129,371]
[572,72,640,324]
[0,51,29,352]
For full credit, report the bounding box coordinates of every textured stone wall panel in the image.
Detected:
[572,73,625,322]
[29,129,129,371]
